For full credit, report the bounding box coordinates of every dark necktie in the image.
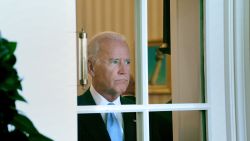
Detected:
[106,103,123,141]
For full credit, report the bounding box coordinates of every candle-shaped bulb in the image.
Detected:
[78,30,88,86]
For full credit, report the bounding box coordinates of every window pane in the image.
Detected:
[76,0,135,98]
[78,110,206,141]
[149,110,206,141]
[78,111,137,141]
[148,0,205,104]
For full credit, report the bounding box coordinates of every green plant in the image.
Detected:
[0,34,52,141]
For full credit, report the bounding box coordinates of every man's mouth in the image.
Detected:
[115,79,128,83]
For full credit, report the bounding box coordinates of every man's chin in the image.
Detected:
[107,88,125,96]
[114,87,127,95]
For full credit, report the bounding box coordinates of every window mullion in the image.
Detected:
[77,103,210,114]
[135,0,149,141]
[205,0,227,140]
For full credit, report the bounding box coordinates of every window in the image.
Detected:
[77,0,228,140]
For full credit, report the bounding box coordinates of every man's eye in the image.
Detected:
[110,59,120,64]
[125,59,130,64]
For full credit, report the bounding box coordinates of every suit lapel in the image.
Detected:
[78,91,136,141]
[78,113,110,141]
[78,90,110,141]
[121,97,137,141]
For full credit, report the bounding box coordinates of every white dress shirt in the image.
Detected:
[90,85,124,136]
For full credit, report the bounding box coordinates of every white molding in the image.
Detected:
[77,103,210,114]
[234,0,248,140]
[135,0,149,105]
[224,0,237,140]
[205,0,227,141]
[134,0,149,141]
[244,0,250,139]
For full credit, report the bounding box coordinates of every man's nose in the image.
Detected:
[118,62,129,74]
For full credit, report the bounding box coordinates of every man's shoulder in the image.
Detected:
[77,89,96,105]
[121,95,136,104]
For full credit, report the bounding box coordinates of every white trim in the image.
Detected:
[135,0,148,105]
[134,0,149,141]
[244,0,250,139]
[234,0,248,140]
[224,0,237,140]
[77,103,210,113]
[137,111,149,141]
[205,0,227,141]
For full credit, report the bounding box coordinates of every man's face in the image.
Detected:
[90,40,130,96]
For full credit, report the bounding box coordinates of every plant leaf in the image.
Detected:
[9,129,29,141]
[9,91,27,102]
[7,42,17,54]
[11,114,53,141]
[1,36,52,141]
[1,41,17,62]
[29,133,53,141]
[11,114,39,134]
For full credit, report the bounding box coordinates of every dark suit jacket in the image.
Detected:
[123,96,173,141]
[77,90,136,141]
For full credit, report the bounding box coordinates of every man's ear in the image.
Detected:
[88,60,95,77]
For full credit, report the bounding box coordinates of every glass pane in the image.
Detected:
[78,111,137,141]
[76,0,136,104]
[149,110,206,141]
[78,110,206,141]
[147,0,205,104]
[147,0,171,104]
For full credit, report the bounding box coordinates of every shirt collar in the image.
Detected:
[90,85,121,105]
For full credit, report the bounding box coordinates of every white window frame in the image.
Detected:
[77,0,249,141]
[225,0,250,141]
[205,0,228,140]
[2,0,248,140]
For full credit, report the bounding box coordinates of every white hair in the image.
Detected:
[87,31,127,61]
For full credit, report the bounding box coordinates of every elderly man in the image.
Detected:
[77,31,136,141]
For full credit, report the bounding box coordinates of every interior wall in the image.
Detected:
[76,0,135,75]
[76,0,164,77]
[0,1,77,141]
[171,0,202,140]
[149,94,171,104]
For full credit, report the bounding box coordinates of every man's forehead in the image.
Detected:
[99,43,129,53]
[100,40,127,48]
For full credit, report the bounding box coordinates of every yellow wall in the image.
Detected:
[76,0,164,76]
